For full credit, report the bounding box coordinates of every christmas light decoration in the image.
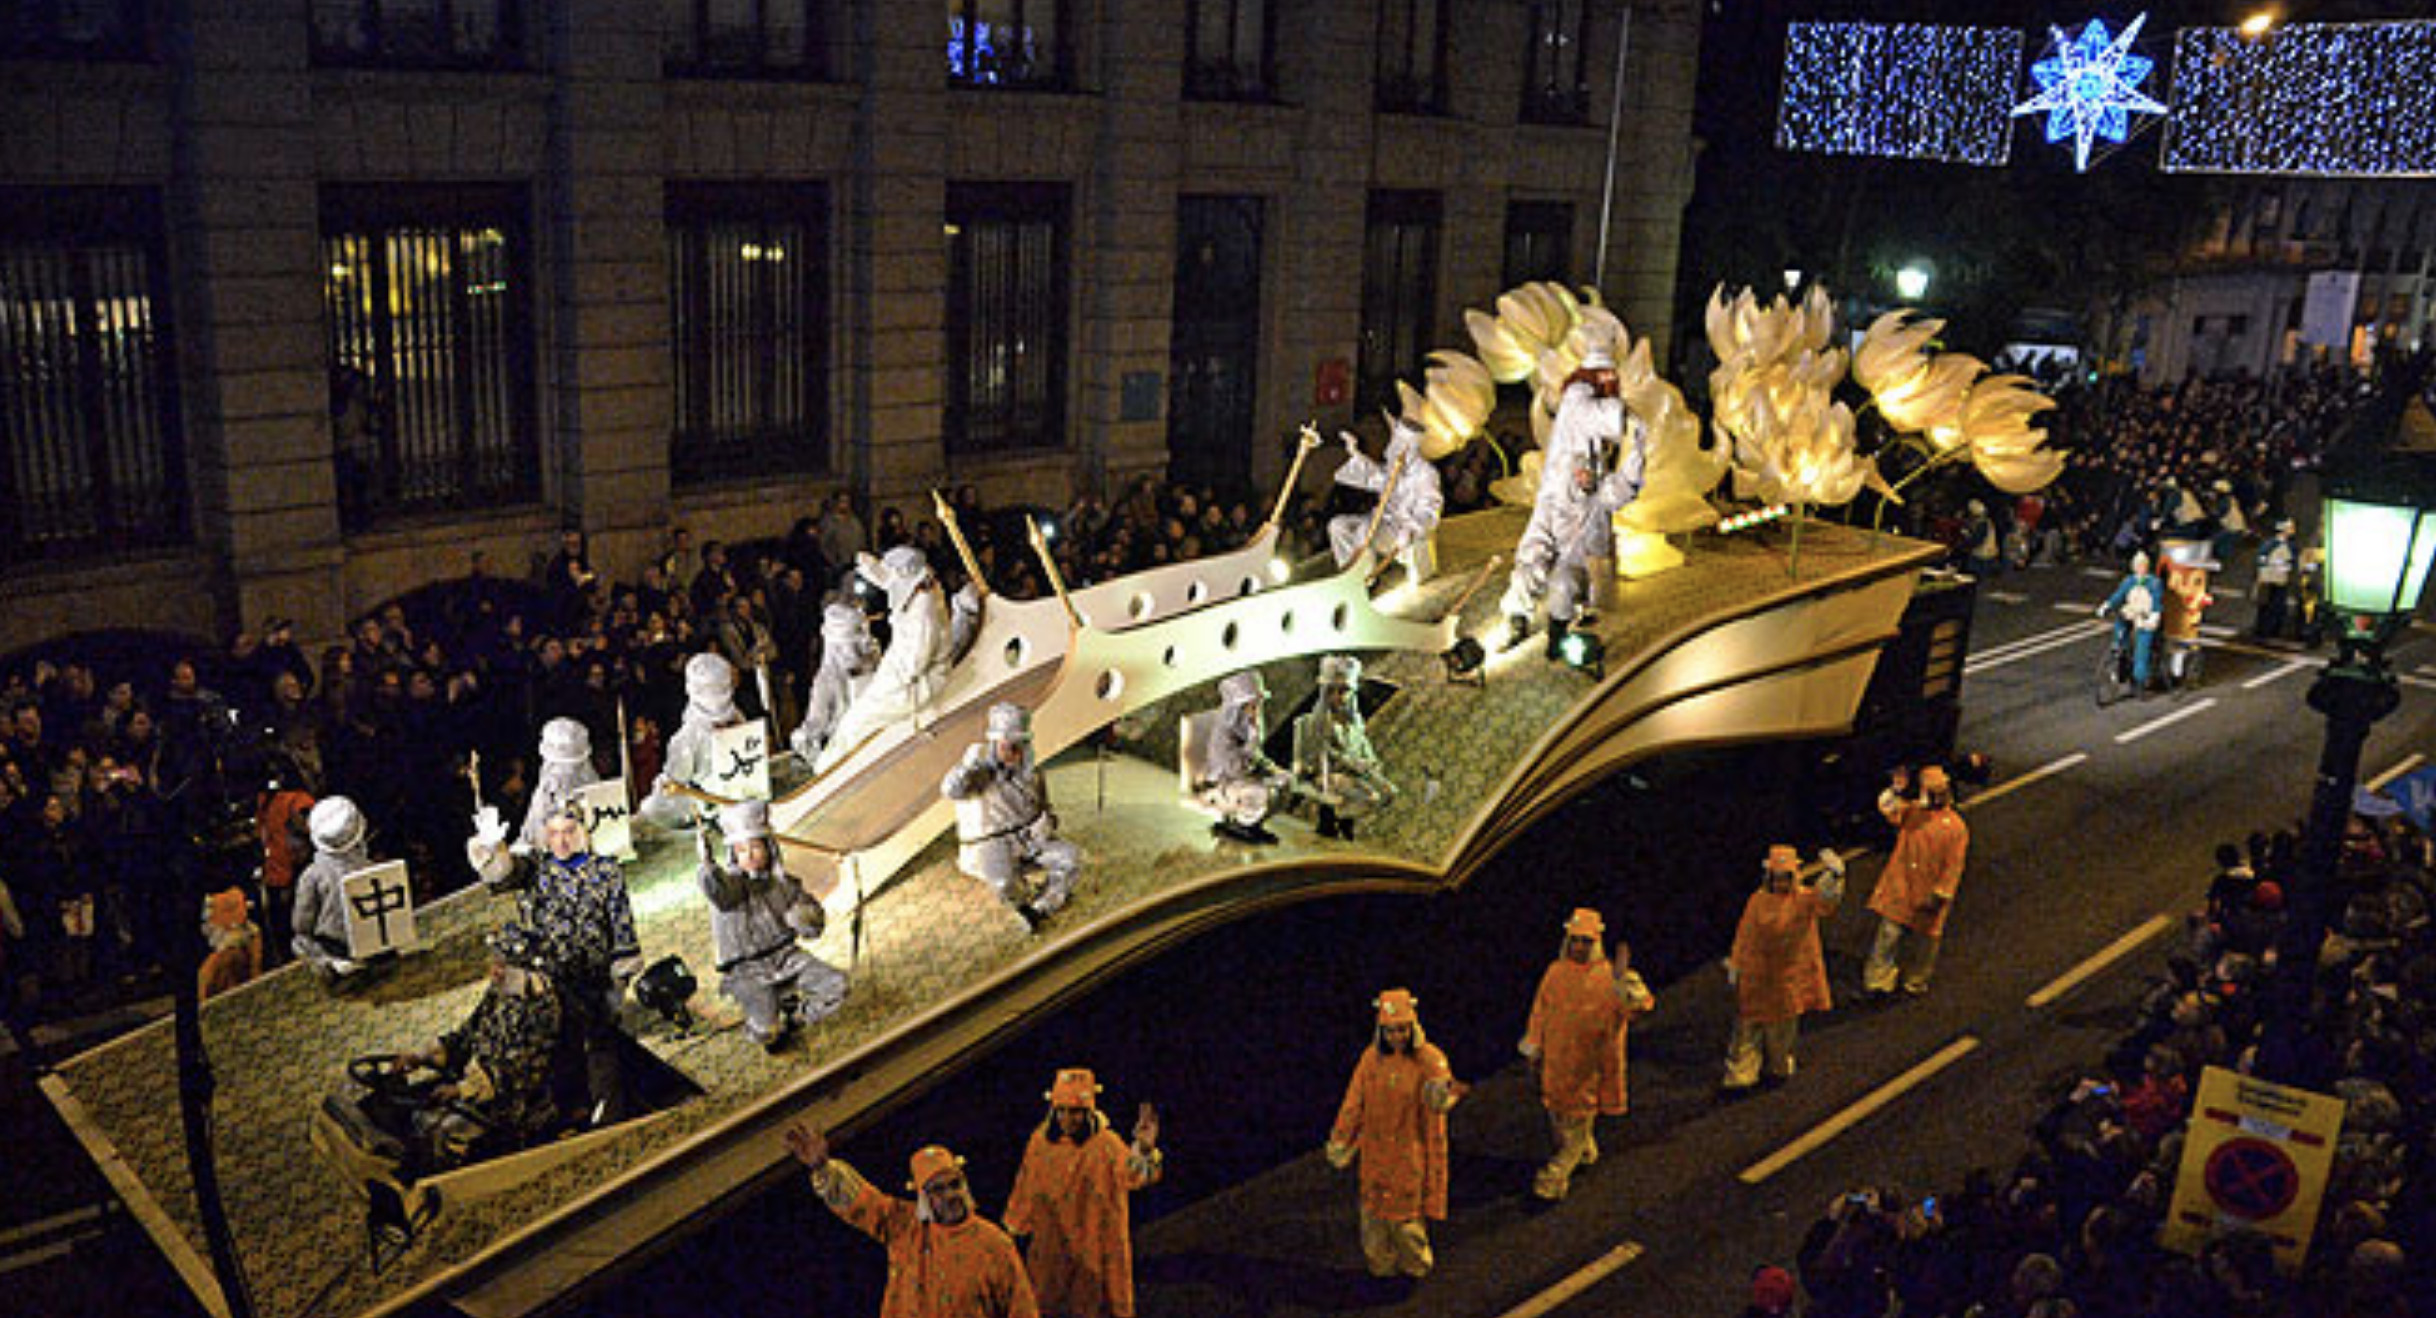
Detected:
[2161,21,2436,176]
[1777,22,2025,166]
[2010,15,2167,173]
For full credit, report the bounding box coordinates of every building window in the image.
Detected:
[0,188,185,561]
[1375,0,1446,114]
[946,183,1069,454]
[1503,200,1573,287]
[1358,190,1439,413]
[310,0,520,69]
[1522,1,1589,123]
[664,0,822,77]
[0,0,148,60]
[321,186,536,531]
[946,0,1064,89]
[667,184,830,485]
[1184,0,1272,101]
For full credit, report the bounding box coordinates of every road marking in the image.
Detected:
[2368,753,2427,791]
[2082,567,2118,580]
[2053,601,2094,614]
[2417,664,2436,677]
[2114,698,2219,744]
[2216,586,2246,598]
[2199,623,2238,639]
[2027,914,2175,1009]
[1986,589,2029,604]
[1971,617,2107,663]
[1966,621,2109,673]
[1494,1240,1645,1318]
[2243,660,2311,691]
[1740,1037,1980,1184]
[0,1240,76,1279]
[1963,753,2087,811]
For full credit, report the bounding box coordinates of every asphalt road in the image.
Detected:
[16,547,2436,1318]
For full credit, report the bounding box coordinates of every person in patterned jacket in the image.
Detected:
[467,802,640,1121]
[785,1120,1040,1318]
[393,923,564,1171]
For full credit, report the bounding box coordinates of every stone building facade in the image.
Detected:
[0,0,1698,657]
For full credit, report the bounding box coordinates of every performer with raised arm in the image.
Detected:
[817,546,953,772]
[1501,343,1645,657]
[696,799,847,1052]
[784,1121,1040,1318]
[1327,412,1443,572]
[942,702,1080,931]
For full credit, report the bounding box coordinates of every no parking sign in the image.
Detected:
[2163,1066,2346,1273]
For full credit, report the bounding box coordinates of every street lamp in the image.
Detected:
[2261,445,2436,1083]
[1782,267,1803,293]
[1894,264,1931,301]
[2239,9,2277,38]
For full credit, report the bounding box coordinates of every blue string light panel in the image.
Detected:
[1777,21,2026,166]
[2162,21,2436,177]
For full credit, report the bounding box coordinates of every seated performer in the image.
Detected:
[790,599,876,763]
[1327,413,1444,572]
[291,795,381,982]
[698,800,848,1051]
[641,652,744,829]
[942,703,1080,930]
[1292,654,1397,841]
[386,923,565,1172]
[1193,671,1298,846]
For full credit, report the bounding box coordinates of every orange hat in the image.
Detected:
[907,1145,965,1191]
[1047,1068,1101,1109]
[1918,765,1951,794]
[1374,988,1419,1026]
[206,888,249,930]
[1562,908,1605,937]
[1766,844,1800,873]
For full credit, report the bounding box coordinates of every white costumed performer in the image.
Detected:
[1327,414,1444,570]
[641,651,744,829]
[815,547,952,772]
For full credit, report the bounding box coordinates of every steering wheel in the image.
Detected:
[348,1053,433,1100]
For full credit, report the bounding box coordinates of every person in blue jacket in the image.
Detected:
[2098,550,2164,692]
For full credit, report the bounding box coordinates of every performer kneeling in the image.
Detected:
[698,800,848,1051]
[1293,655,1397,841]
[942,702,1081,931]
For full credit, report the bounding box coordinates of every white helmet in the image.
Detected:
[986,702,1031,744]
[2131,551,2151,575]
[718,799,771,843]
[1219,671,1266,709]
[1318,654,1361,687]
[1581,343,1616,372]
[538,717,591,766]
[684,652,736,703]
[309,796,366,854]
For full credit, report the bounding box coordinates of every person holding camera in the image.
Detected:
[1723,845,1845,1092]
[1865,766,1969,999]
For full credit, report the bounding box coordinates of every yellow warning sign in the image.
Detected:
[2162,1066,2347,1272]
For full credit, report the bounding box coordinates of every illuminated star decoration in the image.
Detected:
[2011,14,2168,172]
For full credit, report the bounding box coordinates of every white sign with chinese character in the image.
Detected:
[574,778,636,860]
[341,860,417,959]
[708,720,772,802]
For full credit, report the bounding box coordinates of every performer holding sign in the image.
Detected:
[642,652,747,828]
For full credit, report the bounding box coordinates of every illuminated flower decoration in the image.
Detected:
[1615,336,1725,533]
[1852,310,1942,396]
[1959,373,2064,494]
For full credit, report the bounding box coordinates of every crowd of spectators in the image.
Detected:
[1756,808,2434,1318]
[0,451,1492,1031]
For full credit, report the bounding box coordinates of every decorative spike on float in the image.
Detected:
[1027,514,1084,630]
[1267,424,1323,536]
[931,488,992,599]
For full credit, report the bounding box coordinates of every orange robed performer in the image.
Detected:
[1723,845,1844,1090]
[1326,988,1465,1279]
[1865,764,1969,997]
[1004,1068,1164,1318]
[785,1122,1040,1318]
[1518,908,1655,1200]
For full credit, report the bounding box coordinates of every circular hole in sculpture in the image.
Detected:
[1003,637,1027,669]
[1221,622,1240,650]
[1095,670,1122,702]
[1331,603,1350,631]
